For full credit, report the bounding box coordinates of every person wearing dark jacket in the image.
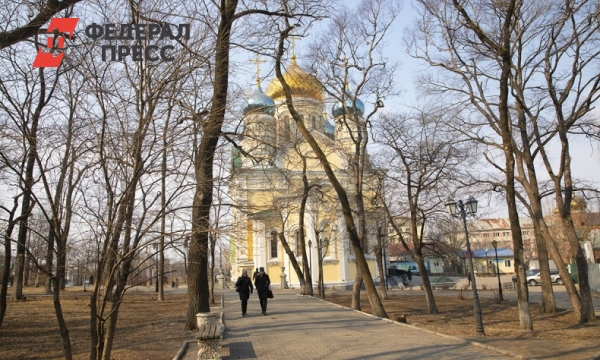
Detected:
[235,269,253,316]
[254,267,271,315]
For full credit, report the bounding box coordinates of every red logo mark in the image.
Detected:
[33,18,78,68]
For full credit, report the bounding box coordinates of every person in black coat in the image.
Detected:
[254,267,271,315]
[235,269,253,316]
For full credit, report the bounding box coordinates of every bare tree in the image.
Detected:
[408,0,533,330]
[520,0,599,323]
[375,109,472,313]
[408,0,599,323]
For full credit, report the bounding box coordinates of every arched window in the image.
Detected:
[270,231,278,259]
[312,116,316,129]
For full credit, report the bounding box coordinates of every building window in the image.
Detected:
[503,232,510,236]
[522,231,530,236]
[504,260,511,268]
[483,233,490,238]
[270,231,278,259]
[493,232,500,237]
[312,116,316,129]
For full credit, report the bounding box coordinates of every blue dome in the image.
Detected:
[243,85,275,116]
[324,119,335,135]
[331,95,365,118]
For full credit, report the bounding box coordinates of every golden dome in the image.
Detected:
[266,58,323,101]
[552,195,587,214]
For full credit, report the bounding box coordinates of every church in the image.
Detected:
[229,57,383,289]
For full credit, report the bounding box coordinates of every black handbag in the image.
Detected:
[267,287,274,299]
[235,286,240,292]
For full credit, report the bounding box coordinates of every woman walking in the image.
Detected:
[235,269,253,316]
[254,267,271,315]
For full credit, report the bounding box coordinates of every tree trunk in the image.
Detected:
[210,233,216,304]
[512,71,558,314]
[375,227,388,300]
[558,135,595,323]
[416,254,438,314]
[299,162,313,296]
[23,236,31,287]
[44,230,55,293]
[57,239,67,290]
[316,233,325,299]
[0,232,13,327]
[185,0,239,331]
[51,277,72,360]
[351,266,362,310]
[278,232,305,290]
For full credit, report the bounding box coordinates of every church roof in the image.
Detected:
[331,93,365,118]
[243,85,275,116]
[266,58,323,101]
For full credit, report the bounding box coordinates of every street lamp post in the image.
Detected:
[491,240,503,301]
[308,239,312,280]
[446,196,485,336]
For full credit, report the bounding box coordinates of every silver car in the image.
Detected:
[526,269,564,286]
[512,269,564,286]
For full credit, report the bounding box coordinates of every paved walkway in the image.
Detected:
[183,289,518,359]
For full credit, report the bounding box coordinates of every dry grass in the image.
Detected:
[0,287,192,360]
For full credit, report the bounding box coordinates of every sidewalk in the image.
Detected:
[182,289,518,359]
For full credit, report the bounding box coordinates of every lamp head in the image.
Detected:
[465,196,478,214]
[491,240,497,249]
[445,198,457,216]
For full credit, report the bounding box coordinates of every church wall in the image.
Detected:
[266,264,281,279]
[323,263,339,282]
[248,191,275,208]
[347,261,357,281]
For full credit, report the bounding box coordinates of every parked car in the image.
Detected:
[512,269,564,286]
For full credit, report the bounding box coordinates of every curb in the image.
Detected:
[172,340,189,360]
[305,294,534,360]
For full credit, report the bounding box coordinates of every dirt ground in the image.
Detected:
[0,287,193,360]
[1,286,599,359]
